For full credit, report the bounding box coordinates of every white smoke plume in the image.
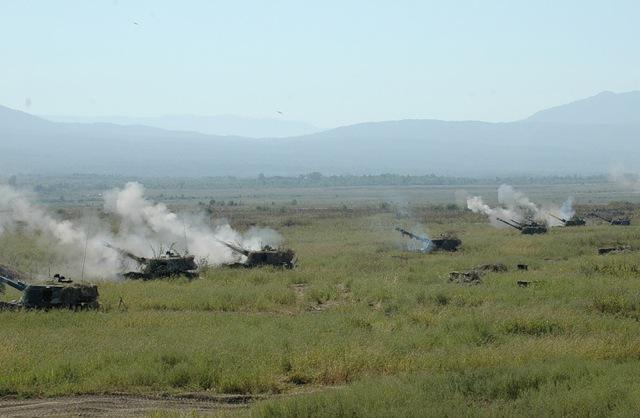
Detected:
[103,182,281,266]
[467,184,573,228]
[466,194,518,228]
[559,196,576,220]
[0,184,120,279]
[497,184,539,217]
[400,224,433,253]
[540,196,576,227]
[0,182,283,280]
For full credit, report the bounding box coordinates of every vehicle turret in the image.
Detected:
[0,272,99,311]
[590,213,630,226]
[548,213,586,226]
[105,243,198,280]
[395,227,461,252]
[497,218,547,235]
[217,240,296,268]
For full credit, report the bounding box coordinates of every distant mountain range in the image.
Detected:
[41,114,320,138]
[1,91,639,177]
[526,91,640,125]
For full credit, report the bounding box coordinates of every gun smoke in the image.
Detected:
[0,182,282,280]
[399,225,433,253]
[466,184,575,227]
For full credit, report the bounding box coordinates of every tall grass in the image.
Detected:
[2,206,640,416]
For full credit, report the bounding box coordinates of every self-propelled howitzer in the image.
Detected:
[105,243,198,280]
[217,240,296,269]
[590,213,631,226]
[496,218,547,235]
[395,227,461,252]
[548,213,586,226]
[0,274,98,310]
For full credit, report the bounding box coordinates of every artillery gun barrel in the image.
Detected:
[0,275,27,292]
[395,227,430,243]
[0,264,27,283]
[215,239,251,257]
[104,243,148,264]
[590,213,612,223]
[510,219,525,227]
[548,213,567,224]
[497,218,521,230]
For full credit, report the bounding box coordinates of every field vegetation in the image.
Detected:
[2,186,640,416]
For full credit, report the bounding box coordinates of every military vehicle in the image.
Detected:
[449,263,507,285]
[217,240,296,268]
[590,213,631,226]
[0,273,98,310]
[449,270,482,284]
[395,227,461,252]
[496,218,547,235]
[548,213,586,226]
[106,243,198,280]
[598,245,631,255]
[474,263,508,273]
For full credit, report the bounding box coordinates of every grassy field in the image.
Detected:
[2,193,640,416]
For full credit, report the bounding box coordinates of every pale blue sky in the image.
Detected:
[1,0,639,127]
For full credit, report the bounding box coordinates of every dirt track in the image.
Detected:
[0,393,258,417]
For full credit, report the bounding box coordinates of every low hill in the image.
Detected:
[526,90,640,125]
[42,114,320,138]
[1,91,639,176]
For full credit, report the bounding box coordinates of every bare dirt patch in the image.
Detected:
[0,393,257,417]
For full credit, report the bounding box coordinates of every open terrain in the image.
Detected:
[2,182,640,416]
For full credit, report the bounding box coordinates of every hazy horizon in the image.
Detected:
[1,1,640,177]
[34,88,640,131]
[2,1,639,127]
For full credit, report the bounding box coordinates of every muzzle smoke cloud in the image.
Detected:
[0,182,282,280]
[466,184,575,227]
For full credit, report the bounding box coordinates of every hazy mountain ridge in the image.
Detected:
[525,90,640,125]
[42,114,320,138]
[1,91,639,176]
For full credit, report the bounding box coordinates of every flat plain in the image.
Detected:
[2,181,640,417]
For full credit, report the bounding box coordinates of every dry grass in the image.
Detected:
[2,201,640,416]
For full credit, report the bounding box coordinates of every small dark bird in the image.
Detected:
[133,22,139,25]
[276,111,283,115]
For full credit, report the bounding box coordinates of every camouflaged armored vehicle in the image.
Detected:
[0,272,98,311]
[548,213,586,226]
[395,227,461,252]
[590,213,631,226]
[106,243,198,280]
[496,218,547,235]
[218,240,296,269]
[598,245,631,255]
